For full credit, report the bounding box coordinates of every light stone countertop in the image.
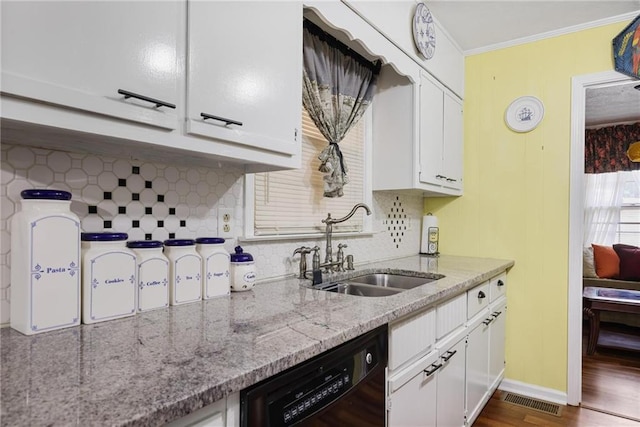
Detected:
[0,254,514,426]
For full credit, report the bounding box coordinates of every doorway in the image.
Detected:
[568,71,640,412]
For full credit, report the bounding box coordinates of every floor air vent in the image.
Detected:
[500,392,563,417]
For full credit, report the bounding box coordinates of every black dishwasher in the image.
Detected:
[240,325,388,427]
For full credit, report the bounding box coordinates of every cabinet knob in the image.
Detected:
[117,89,176,109]
[477,290,486,299]
[497,280,505,287]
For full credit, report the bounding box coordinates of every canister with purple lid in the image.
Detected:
[81,232,136,324]
[164,239,202,305]
[230,246,255,291]
[127,240,169,312]
[10,189,81,335]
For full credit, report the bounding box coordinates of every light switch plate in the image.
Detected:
[218,208,234,238]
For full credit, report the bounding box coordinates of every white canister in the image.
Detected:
[230,246,255,292]
[81,232,137,324]
[127,240,169,312]
[164,239,202,305]
[196,237,230,299]
[10,189,81,335]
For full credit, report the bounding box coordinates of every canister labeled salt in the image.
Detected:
[164,239,202,305]
[81,232,136,324]
[127,240,169,312]
[10,189,81,335]
[196,237,230,299]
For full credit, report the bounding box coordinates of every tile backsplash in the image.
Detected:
[0,143,423,326]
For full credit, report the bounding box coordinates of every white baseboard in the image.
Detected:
[498,378,568,406]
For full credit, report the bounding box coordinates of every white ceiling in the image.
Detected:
[426,1,640,54]
[424,1,640,126]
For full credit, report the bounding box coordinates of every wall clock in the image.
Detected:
[504,96,544,133]
[413,2,436,60]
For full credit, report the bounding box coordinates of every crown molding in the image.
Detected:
[465,10,640,56]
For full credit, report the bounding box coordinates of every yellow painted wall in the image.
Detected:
[425,22,629,393]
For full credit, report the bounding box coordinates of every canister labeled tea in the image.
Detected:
[81,232,137,324]
[127,240,169,312]
[196,237,230,299]
[10,189,81,335]
[164,239,202,305]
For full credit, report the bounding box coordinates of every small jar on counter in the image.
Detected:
[196,237,230,299]
[10,189,81,335]
[164,239,202,305]
[127,240,169,312]
[81,232,137,324]
[230,246,255,292]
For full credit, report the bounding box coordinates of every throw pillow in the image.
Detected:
[613,244,640,281]
[582,246,598,278]
[591,244,620,279]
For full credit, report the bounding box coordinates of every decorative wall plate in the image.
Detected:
[504,96,544,132]
[413,3,436,60]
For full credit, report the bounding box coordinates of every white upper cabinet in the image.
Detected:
[1,1,303,172]
[1,0,180,130]
[419,72,463,193]
[186,1,302,160]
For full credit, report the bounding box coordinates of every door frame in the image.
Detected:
[567,70,635,405]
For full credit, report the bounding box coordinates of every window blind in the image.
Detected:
[254,108,366,235]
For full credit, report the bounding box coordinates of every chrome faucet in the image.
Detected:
[321,203,371,270]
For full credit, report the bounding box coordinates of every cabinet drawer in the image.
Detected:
[389,307,436,371]
[489,272,507,302]
[467,281,490,320]
[436,293,466,340]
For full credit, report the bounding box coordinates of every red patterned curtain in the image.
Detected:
[585,122,640,174]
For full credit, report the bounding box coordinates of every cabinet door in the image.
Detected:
[419,72,444,186]
[442,92,463,190]
[437,337,466,427]
[489,301,507,391]
[388,351,439,427]
[1,1,180,130]
[187,1,302,157]
[466,315,490,425]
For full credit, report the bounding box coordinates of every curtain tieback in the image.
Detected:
[330,142,346,176]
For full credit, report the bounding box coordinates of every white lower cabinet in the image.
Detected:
[167,392,239,427]
[435,329,466,427]
[387,271,508,427]
[489,299,507,391]
[388,350,439,426]
[465,310,490,425]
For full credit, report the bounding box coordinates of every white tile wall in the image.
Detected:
[0,143,423,326]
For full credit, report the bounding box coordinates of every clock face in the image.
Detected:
[413,3,436,60]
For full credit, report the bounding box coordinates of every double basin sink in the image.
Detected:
[313,272,444,297]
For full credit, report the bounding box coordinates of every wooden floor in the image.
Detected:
[473,322,640,426]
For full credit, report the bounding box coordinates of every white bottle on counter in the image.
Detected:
[196,237,230,299]
[10,189,81,335]
[164,239,202,305]
[81,232,137,324]
[127,240,169,312]
[230,246,255,292]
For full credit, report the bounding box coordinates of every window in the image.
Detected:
[244,107,372,238]
[618,177,640,245]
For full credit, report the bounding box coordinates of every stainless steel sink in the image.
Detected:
[349,273,440,290]
[315,282,403,297]
[312,272,445,297]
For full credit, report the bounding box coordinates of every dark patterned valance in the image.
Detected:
[585,122,640,174]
